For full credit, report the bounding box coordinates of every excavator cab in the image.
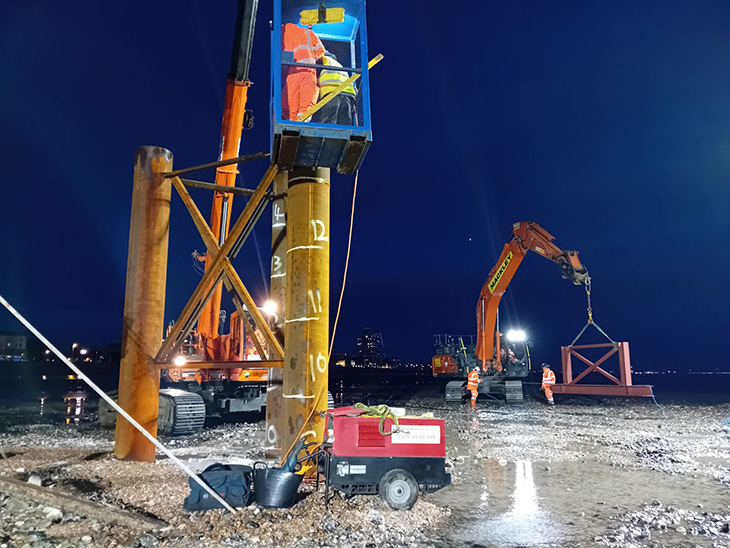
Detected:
[271,0,372,174]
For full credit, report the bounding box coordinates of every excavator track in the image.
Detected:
[445,380,467,403]
[99,389,206,436]
[504,380,524,404]
[158,389,206,436]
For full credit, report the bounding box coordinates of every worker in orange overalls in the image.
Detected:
[541,363,556,405]
[467,367,481,409]
[282,22,325,121]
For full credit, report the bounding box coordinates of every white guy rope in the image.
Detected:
[0,293,237,513]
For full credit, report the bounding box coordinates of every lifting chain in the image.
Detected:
[570,276,617,348]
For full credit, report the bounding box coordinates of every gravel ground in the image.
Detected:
[0,397,729,547]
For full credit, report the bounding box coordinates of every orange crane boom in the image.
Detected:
[475,222,589,371]
[198,0,258,358]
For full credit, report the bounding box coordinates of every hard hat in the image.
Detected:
[541,362,550,368]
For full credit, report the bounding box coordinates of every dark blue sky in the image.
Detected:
[1,1,729,370]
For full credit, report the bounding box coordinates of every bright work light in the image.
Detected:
[506,329,527,343]
[262,300,278,316]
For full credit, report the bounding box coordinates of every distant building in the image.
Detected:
[356,328,385,367]
[0,333,27,361]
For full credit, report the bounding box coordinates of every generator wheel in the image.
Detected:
[378,469,419,510]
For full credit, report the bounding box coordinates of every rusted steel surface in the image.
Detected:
[551,384,654,397]
[167,175,283,362]
[266,171,288,456]
[115,146,172,462]
[282,167,330,454]
[554,341,653,397]
[156,166,278,363]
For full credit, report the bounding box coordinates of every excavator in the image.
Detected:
[432,222,590,403]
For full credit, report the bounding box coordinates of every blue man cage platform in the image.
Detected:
[271,0,371,174]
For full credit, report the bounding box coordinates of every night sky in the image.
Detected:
[2,1,729,370]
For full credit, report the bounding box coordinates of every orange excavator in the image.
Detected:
[432,222,589,403]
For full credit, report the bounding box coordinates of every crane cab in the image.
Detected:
[271,0,372,174]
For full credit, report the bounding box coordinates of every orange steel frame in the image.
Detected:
[552,342,653,397]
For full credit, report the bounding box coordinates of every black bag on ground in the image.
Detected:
[183,463,253,511]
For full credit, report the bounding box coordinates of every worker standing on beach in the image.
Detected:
[541,363,556,405]
[467,367,481,409]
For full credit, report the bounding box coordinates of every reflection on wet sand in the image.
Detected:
[458,459,561,547]
[64,391,87,425]
[485,459,560,545]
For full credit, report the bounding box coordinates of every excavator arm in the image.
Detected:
[475,222,589,371]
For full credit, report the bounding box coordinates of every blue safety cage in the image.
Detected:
[271,0,371,174]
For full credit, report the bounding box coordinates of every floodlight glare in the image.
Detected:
[262,300,278,316]
[506,329,527,343]
[173,355,187,367]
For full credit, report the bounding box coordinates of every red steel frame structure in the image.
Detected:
[552,342,653,397]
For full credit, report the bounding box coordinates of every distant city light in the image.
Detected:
[79,349,88,356]
[506,329,527,343]
[173,355,187,367]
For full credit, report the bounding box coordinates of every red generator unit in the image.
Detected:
[318,407,451,510]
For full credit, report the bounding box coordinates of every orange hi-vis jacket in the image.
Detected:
[282,23,325,120]
[542,369,556,387]
[467,369,481,392]
[282,23,325,66]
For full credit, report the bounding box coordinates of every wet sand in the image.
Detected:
[0,397,728,547]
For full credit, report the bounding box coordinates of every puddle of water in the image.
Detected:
[482,460,561,545]
[433,458,729,548]
[0,391,96,430]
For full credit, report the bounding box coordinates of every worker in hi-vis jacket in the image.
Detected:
[314,52,357,125]
[541,363,556,405]
[467,367,481,409]
[282,22,325,121]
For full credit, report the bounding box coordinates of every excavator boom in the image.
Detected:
[475,222,589,370]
